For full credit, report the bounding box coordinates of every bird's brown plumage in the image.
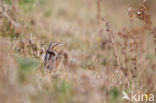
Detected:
[44,42,63,71]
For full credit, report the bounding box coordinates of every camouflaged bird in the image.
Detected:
[44,42,63,71]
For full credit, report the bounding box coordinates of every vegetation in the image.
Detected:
[0,0,155,103]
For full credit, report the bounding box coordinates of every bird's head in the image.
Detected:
[48,42,63,52]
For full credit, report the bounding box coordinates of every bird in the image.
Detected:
[44,42,63,71]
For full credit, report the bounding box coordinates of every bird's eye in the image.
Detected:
[47,65,50,69]
[51,52,55,56]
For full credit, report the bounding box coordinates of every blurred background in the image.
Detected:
[0,0,156,103]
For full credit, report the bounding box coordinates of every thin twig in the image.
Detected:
[103,19,121,69]
[96,0,101,23]
[101,18,130,84]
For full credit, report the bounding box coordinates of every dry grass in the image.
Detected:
[0,0,156,103]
